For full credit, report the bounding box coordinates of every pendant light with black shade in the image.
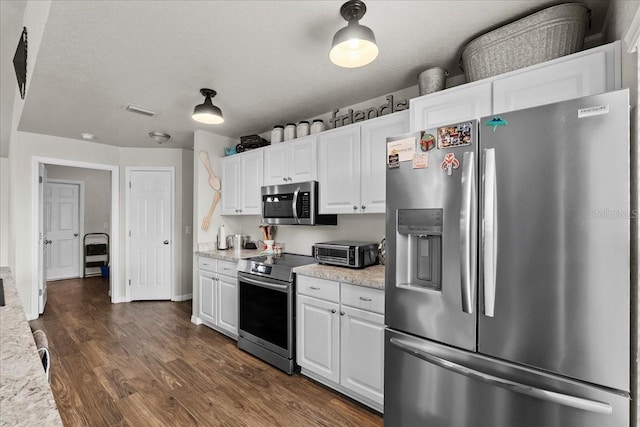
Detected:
[192,88,224,124]
[329,0,378,68]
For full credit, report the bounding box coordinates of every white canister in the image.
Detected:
[284,123,296,141]
[417,67,448,96]
[296,121,309,137]
[310,119,326,134]
[271,125,284,143]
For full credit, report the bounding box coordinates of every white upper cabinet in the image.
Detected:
[221,150,263,215]
[318,126,361,214]
[360,111,410,213]
[411,82,492,131]
[263,135,317,186]
[411,41,620,131]
[318,111,409,214]
[492,43,620,114]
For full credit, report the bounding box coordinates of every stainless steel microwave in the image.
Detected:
[261,181,337,226]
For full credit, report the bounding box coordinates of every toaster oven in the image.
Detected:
[314,241,379,269]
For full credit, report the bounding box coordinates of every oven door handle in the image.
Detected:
[238,272,289,291]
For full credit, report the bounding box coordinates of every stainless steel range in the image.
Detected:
[237,253,316,374]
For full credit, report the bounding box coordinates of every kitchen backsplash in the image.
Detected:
[219,214,385,256]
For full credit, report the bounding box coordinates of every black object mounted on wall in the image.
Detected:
[13,27,27,100]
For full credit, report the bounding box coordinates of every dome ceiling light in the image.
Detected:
[329,0,378,68]
[192,88,224,125]
[149,131,171,144]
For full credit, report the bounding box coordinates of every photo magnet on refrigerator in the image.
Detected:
[413,153,428,169]
[388,153,399,169]
[437,122,473,148]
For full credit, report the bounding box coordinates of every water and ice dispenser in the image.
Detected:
[396,209,443,291]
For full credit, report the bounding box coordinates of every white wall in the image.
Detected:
[0,157,9,266]
[192,130,239,317]
[8,132,119,317]
[181,149,194,300]
[46,165,111,235]
[120,147,193,300]
[7,131,194,317]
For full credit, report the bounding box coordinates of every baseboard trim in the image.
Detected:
[173,293,193,302]
[191,315,202,325]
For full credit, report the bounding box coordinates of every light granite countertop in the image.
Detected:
[197,250,386,289]
[195,248,262,262]
[0,267,63,427]
[293,263,386,289]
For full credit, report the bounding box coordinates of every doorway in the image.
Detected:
[33,157,120,315]
[44,180,83,281]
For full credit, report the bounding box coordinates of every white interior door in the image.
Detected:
[38,164,48,314]
[129,169,173,300]
[44,182,81,280]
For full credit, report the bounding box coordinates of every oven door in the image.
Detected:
[238,271,293,359]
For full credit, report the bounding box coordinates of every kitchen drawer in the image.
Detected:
[198,257,217,272]
[217,260,238,277]
[341,283,385,314]
[297,275,340,303]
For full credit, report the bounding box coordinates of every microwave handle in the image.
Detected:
[292,186,300,224]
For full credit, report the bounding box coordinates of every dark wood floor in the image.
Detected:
[29,277,383,427]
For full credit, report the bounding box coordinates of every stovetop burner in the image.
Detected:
[245,253,316,268]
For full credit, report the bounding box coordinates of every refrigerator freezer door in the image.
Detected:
[384,329,629,427]
[386,127,477,351]
[478,90,630,392]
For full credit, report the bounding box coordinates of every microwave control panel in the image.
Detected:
[299,191,311,218]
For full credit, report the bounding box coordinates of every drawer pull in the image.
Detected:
[310,286,321,290]
[359,297,372,301]
[331,309,337,314]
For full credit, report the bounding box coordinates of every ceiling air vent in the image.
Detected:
[122,103,158,117]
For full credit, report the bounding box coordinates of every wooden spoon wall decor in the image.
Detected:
[199,150,222,231]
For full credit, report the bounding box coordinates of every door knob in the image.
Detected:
[74,233,79,237]
[163,240,169,244]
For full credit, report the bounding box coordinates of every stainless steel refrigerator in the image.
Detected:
[384,90,630,427]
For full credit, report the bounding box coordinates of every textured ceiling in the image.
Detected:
[1,0,611,154]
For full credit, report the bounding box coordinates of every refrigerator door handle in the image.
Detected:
[460,151,476,314]
[389,337,613,415]
[482,148,498,317]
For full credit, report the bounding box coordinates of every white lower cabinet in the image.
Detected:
[197,257,238,339]
[297,294,340,383]
[340,305,384,405]
[199,272,217,325]
[296,276,385,412]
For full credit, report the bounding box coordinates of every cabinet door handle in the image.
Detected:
[359,297,372,301]
[310,286,320,290]
[340,311,345,316]
[331,309,336,314]
[353,205,358,210]
[361,205,366,210]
